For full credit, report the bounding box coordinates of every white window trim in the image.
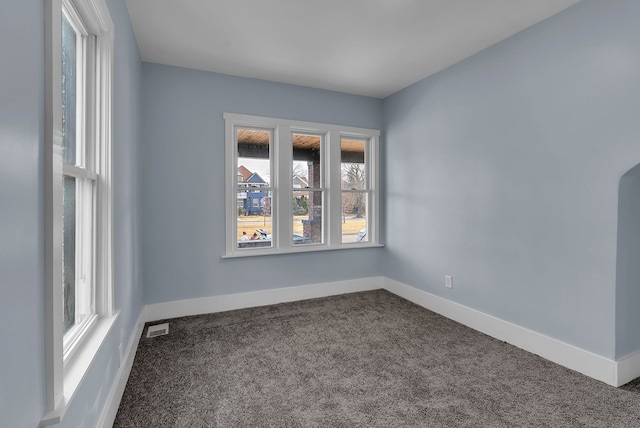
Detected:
[224,113,381,258]
[43,0,116,425]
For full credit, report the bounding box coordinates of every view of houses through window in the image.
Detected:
[236,128,272,248]
[235,132,369,249]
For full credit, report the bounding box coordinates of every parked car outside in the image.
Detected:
[266,232,312,245]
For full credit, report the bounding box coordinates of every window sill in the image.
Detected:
[41,311,119,427]
[222,243,384,259]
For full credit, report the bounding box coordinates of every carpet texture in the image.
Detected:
[114,290,640,427]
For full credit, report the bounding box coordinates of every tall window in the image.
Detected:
[44,0,114,424]
[341,137,369,243]
[225,113,380,257]
[61,9,97,356]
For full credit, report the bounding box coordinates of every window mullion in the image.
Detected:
[93,26,114,315]
[368,136,379,244]
[277,125,293,251]
[225,120,237,255]
[327,129,342,246]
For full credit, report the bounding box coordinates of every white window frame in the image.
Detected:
[340,135,372,244]
[60,0,98,366]
[43,0,116,425]
[224,113,381,258]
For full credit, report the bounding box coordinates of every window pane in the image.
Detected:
[293,190,322,245]
[292,133,321,188]
[341,137,368,243]
[61,15,77,166]
[63,175,76,333]
[342,191,368,243]
[236,189,272,249]
[292,134,322,245]
[341,138,366,190]
[237,128,272,249]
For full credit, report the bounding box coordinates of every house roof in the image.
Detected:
[238,166,266,184]
[293,175,309,189]
[247,172,266,184]
[237,165,253,182]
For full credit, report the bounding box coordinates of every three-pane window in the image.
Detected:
[225,114,379,257]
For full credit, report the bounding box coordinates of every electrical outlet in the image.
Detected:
[445,275,453,289]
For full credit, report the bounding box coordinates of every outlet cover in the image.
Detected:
[445,275,453,288]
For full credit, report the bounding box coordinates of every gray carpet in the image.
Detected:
[114,290,640,427]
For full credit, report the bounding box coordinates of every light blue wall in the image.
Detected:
[140,64,385,304]
[0,1,46,425]
[2,0,640,424]
[616,163,640,358]
[0,0,143,426]
[108,0,144,377]
[383,0,640,358]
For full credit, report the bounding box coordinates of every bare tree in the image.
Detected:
[292,162,309,215]
[342,163,365,218]
[292,162,308,179]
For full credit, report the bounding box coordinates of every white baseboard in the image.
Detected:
[382,278,621,387]
[97,310,146,428]
[615,350,640,387]
[144,276,384,323]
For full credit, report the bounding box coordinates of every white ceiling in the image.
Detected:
[125,0,579,99]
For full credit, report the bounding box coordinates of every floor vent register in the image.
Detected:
[146,323,169,338]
